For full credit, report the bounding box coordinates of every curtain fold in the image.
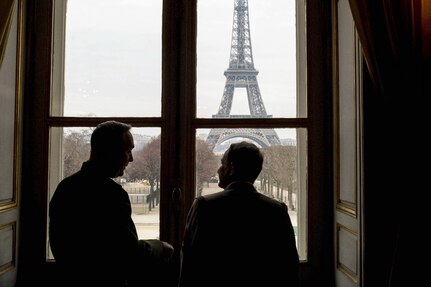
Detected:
[347,0,385,93]
[0,0,15,67]
[347,0,425,95]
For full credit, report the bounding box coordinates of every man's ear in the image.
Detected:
[228,162,235,176]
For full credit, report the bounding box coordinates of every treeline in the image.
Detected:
[61,129,297,208]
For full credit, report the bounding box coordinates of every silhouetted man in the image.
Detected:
[49,121,173,287]
[179,141,299,286]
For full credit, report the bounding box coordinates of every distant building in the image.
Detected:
[132,133,155,151]
[281,138,296,146]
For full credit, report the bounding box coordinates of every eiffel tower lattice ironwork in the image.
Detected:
[206,0,281,150]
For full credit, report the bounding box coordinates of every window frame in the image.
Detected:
[169,0,311,263]
[22,0,334,286]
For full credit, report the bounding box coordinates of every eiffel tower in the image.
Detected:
[206,0,281,151]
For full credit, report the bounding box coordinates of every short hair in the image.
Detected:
[90,121,132,156]
[226,141,264,181]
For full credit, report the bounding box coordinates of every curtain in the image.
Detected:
[348,0,428,94]
[0,0,15,67]
[347,1,429,286]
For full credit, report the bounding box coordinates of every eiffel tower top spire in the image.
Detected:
[228,0,256,71]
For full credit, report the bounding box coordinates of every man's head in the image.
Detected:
[217,141,264,188]
[90,121,134,178]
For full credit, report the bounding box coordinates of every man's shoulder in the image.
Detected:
[53,167,121,199]
[54,170,82,191]
[256,192,288,211]
[198,189,230,202]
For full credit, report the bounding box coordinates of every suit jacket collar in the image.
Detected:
[225,181,258,193]
[81,161,110,178]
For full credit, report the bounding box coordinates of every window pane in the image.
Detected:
[126,128,161,240]
[195,128,307,260]
[0,0,18,208]
[51,0,162,117]
[197,0,298,118]
[47,127,161,260]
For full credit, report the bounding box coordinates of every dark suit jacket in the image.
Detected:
[179,181,299,287]
[49,161,164,287]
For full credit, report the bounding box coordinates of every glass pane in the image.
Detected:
[126,128,161,240]
[0,0,18,209]
[197,0,298,118]
[196,128,307,260]
[51,0,162,117]
[47,127,161,260]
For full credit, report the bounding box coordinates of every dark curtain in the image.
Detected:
[349,0,430,93]
[348,1,429,286]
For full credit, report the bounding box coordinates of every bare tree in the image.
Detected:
[124,146,145,182]
[62,129,91,177]
[262,145,297,210]
[123,136,218,200]
[124,135,161,210]
[133,135,161,192]
[195,139,219,197]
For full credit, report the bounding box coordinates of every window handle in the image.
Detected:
[172,187,182,202]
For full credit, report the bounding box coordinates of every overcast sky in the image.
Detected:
[62,0,297,138]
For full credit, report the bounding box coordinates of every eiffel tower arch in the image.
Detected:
[206,0,281,150]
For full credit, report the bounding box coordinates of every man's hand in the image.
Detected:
[161,241,174,261]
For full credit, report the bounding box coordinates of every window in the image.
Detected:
[45,0,320,271]
[195,0,308,259]
[47,0,165,259]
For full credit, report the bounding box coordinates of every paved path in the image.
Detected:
[132,204,160,239]
[131,184,298,239]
